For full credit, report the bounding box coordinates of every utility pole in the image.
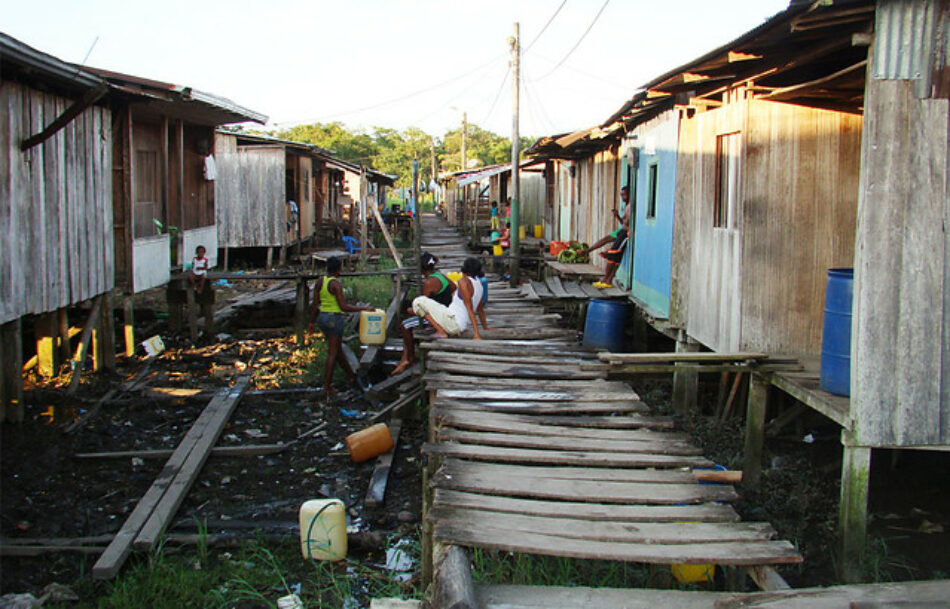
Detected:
[509,22,521,287]
[461,112,467,171]
[412,159,422,284]
[430,139,438,208]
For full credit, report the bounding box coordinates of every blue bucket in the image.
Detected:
[479,276,488,305]
[583,299,629,352]
[820,268,853,396]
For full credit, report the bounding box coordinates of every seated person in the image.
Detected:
[410,257,490,340]
[500,223,511,249]
[583,216,629,289]
[391,252,456,375]
[341,229,360,254]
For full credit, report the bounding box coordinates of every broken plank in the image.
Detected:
[434,489,739,522]
[436,388,637,403]
[434,398,647,415]
[530,280,553,298]
[426,360,605,380]
[364,419,403,508]
[433,409,682,441]
[423,443,713,469]
[434,522,801,565]
[436,428,704,456]
[371,387,423,422]
[431,507,773,544]
[367,363,421,400]
[76,444,288,460]
[544,276,571,299]
[92,377,249,579]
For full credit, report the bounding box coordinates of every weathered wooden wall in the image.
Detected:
[567,147,621,271]
[298,155,315,240]
[215,144,286,248]
[681,89,746,352]
[741,99,862,355]
[0,82,114,324]
[853,78,950,446]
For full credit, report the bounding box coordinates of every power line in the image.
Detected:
[525,0,568,52]
[273,54,506,127]
[480,66,510,125]
[533,0,611,82]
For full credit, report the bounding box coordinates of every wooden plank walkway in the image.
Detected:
[417,214,802,580]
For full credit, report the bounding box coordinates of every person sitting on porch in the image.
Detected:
[341,229,360,255]
[391,252,457,375]
[582,186,630,288]
[410,256,490,340]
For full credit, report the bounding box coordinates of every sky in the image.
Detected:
[2,0,790,139]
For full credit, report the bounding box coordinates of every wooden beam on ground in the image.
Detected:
[367,363,420,400]
[433,544,477,609]
[67,295,105,394]
[76,443,287,460]
[92,377,248,579]
[64,364,152,434]
[364,418,402,508]
[371,386,423,422]
[746,565,791,591]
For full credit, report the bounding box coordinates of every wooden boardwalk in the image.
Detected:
[417,213,802,597]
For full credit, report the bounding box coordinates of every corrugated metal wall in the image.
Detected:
[873,0,950,98]
[0,82,114,324]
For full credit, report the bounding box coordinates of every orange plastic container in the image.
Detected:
[345,423,395,463]
[550,241,569,256]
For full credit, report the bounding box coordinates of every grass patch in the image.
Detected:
[55,534,421,608]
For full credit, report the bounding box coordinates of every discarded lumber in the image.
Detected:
[75,443,287,460]
[66,295,104,395]
[364,418,403,508]
[92,377,249,579]
[433,544,477,609]
[371,386,423,422]
[367,363,420,400]
[64,364,152,434]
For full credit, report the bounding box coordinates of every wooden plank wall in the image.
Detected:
[298,155,315,240]
[670,114,697,329]
[740,99,862,356]
[682,89,746,352]
[214,145,286,248]
[853,78,950,447]
[570,147,620,271]
[0,82,113,325]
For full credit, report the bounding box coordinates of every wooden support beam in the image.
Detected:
[742,373,769,488]
[92,377,249,578]
[371,201,404,267]
[57,309,71,363]
[671,337,700,415]
[123,295,135,358]
[366,363,420,401]
[64,364,151,434]
[295,279,308,346]
[433,544,477,609]
[186,286,199,343]
[20,83,109,151]
[34,313,58,378]
[839,433,871,583]
[364,418,402,508]
[99,293,116,370]
[1,320,24,423]
[371,386,423,422]
[67,295,105,394]
[746,565,791,591]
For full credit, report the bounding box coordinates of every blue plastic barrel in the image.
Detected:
[820,268,853,396]
[583,299,629,352]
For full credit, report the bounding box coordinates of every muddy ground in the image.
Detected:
[3,286,949,599]
[1,279,423,599]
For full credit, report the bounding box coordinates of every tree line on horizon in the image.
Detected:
[268,122,536,188]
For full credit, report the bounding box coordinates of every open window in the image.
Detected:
[714,132,740,228]
[646,161,659,220]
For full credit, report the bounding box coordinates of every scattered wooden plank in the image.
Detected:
[371,386,423,422]
[365,419,402,508]
[579,281,604,298]
[530,280,553,298]
[428,351,598,365]
[433,545,477,609]
[75,443,287,460]
[66,295,104,395]
[367,363,421,400]
[92,377,249,579]
[434,521,801,565]
[434,398,647,415]
[561,281,589,299]
[476,584,720,609]
[521,282,539,301]
[432,408,673,429]
[746,565,791,591]
[434,489,739,523]
[436,428,704,456]
[423,443,713,469]
[431,507,774,544]
[434,410,680,441]
[426,359,606,380]
[64,364,152,434]
[544,276,571,299]
[424,373,635,394]
[436,388,637,403]
[598,352,769,363]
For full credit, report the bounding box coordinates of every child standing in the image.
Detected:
[189,245,210,294]
[490,201,500,230]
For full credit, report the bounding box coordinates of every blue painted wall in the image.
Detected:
[630,114,679,318]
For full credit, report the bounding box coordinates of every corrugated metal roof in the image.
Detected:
[457,160,544,186]
[0,31,103,89]
[872,0,949,98]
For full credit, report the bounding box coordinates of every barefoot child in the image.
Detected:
[308,257,374,398]
[189,245,210,294]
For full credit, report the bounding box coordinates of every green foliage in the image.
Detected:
[275,121,535,189]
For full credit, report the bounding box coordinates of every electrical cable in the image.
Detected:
[480,66,510,125]
[533,0,611,82]
[524,0,568,53]
[274,54,506,127]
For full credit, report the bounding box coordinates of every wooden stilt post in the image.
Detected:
[186,285,199,344]
[201,295,214,338]
[67,295,105,394]
[34,313,58,378]
[294,278,307,347]
[839,431,871,583]
[266,247,274,269]
[123,295,135,358]
[100,293,116,371]
[57,308,71,363]
[432,544,477,609]
[278,245,287,266]
[1,320,24,423]
[421,390,439,588]
[223,247,229,272]
[742,372,770,487]
[91,326,101,372]
[672,333,699,415]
